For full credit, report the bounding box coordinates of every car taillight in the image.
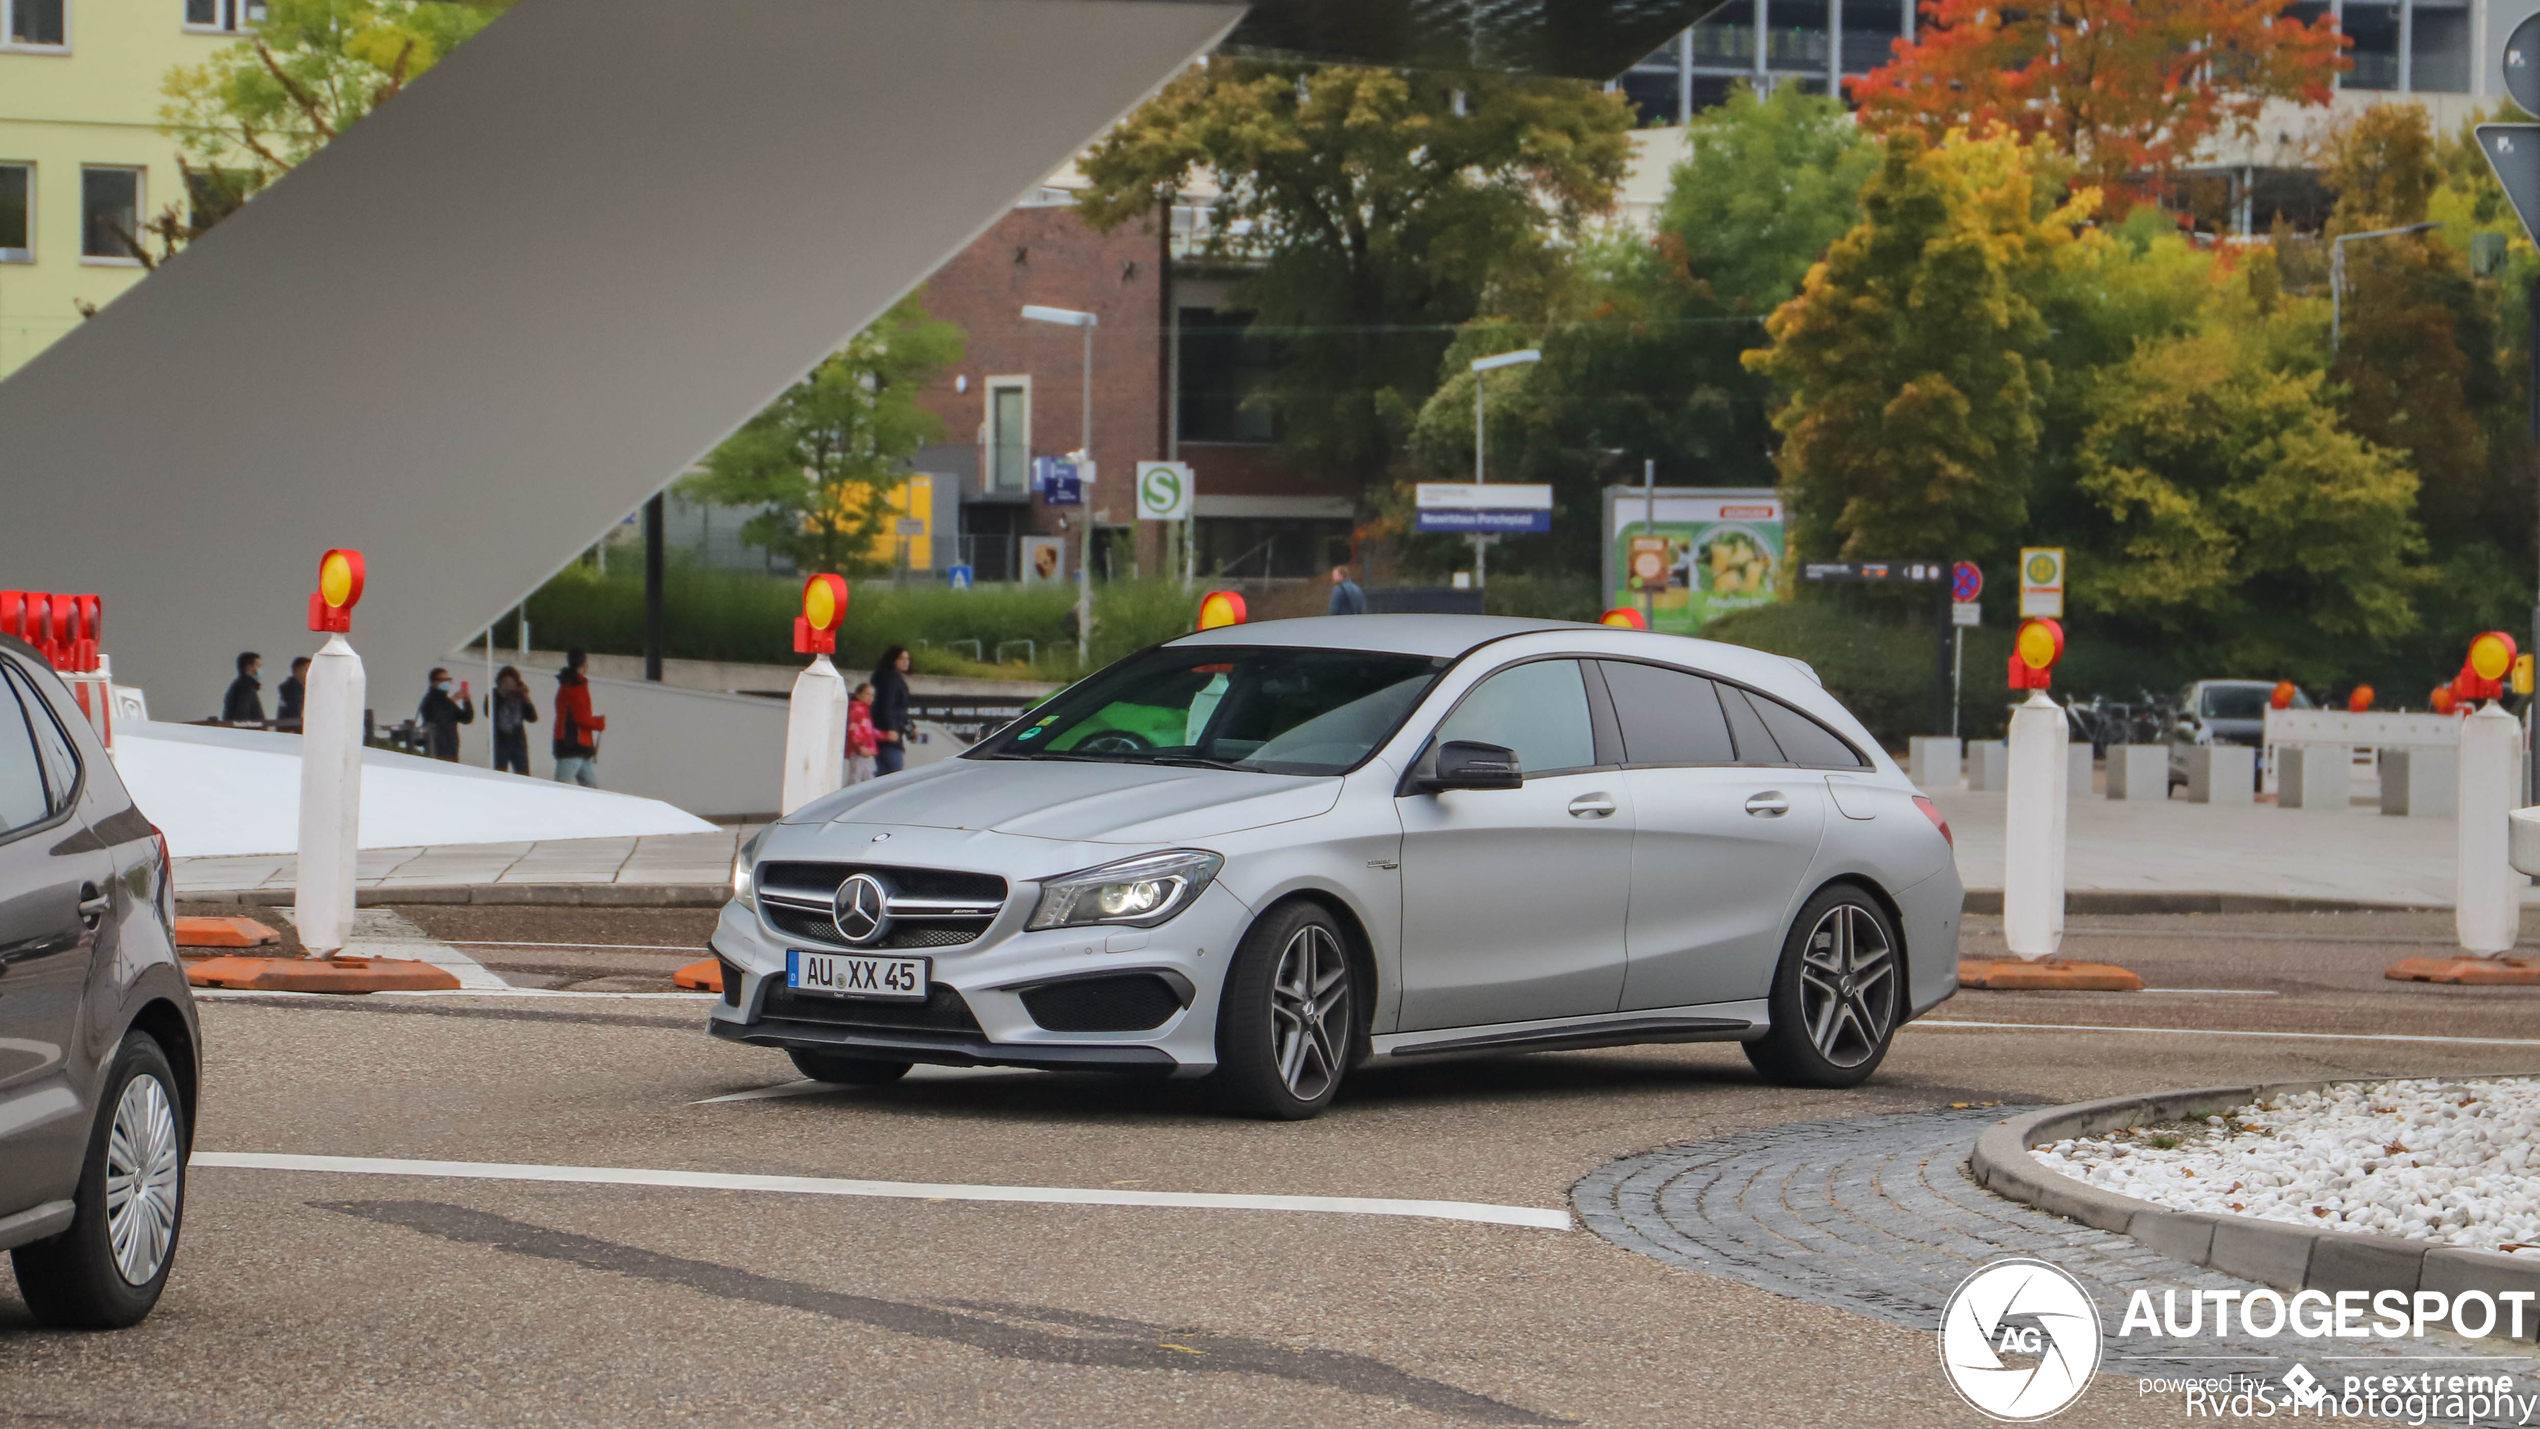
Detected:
[1912,795,1952,848]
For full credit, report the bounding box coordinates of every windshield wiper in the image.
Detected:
[1143,755,1249,771]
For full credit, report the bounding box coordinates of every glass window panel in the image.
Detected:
[10,0,63,44]
[1767,0,1831,70]
[0,673,50,833]
[186,0,219,23]
[6,669,80,812]
[0,165,27,258]
[1688,17,1755,67]
[1843,0,1905,72]
[1438,660,1597,776]
[2412,1,2470,92]
[1601,662,1737,765]
[988,386,1027,490]
[81,167,140,260]
[1619,69,1682,126]
[2342,1,2400,89]
[1718,684,1788,765]
[1748,689,1866,768]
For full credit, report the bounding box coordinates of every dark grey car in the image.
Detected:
[0,635,198,1328]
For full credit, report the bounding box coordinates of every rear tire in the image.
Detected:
[1744,886,1902,1090]
[1210,902,1356,1120]
[11,1032,187,1329]
[786,1049,913,1085]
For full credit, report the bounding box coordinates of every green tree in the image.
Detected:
[675,296,965,576]
[1073,62,1633,495]
[1745,127,2095,566]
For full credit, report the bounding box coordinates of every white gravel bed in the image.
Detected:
[2031,1078,2540,1256]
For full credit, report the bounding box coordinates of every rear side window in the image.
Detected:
[0,668,51,833]
[1717,685,1785,766]
[1747,688,1867,769]
[1599,661,1735,765]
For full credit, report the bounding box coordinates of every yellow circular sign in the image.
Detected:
[319,552,354,608]
[2024,552,2058,585]
[2016,621,2059,670]
[2471,632,2514,681]
[804,579,837,630]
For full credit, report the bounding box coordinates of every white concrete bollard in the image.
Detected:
[1909,735,1963,789]
[2002,691,2067,960]
[2183,744,2254,805]
[779,653,849,816]
[2380,748,2456,818]
[2066,742,2093,799]
[2105,744,2168,800]
[2456,702,2524,955]
[1969,739,2009,792]
[2279,745,2351,811]
[292,633,364,957]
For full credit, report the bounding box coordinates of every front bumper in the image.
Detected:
[704,875,1253,1078]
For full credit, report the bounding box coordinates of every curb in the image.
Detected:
[179,883,729,909]
[1958,890,2442,915]
[1969,1080,2540,1334]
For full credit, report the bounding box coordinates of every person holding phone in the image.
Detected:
[871,646,914,775]
[489,664,539,775]
[418,667,475,761]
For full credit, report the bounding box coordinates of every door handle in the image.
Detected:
[1567,794,1616,819]
[1744,792,1790,818]
[78,884,111,924]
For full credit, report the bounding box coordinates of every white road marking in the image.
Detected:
[1911,1020,2540,1048]
[189,1152,1573,1231]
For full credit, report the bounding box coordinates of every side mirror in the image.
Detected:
[1414,739,1523,792]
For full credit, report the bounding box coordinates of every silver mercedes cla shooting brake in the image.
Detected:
[708,616,1961,1118]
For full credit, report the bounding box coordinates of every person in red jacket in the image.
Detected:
[552,648,607,787]
[846,682,879,784]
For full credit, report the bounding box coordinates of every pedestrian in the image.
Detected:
[871,645,913,775]
[1327,564,1367,616]
[489,664,538,775]
[275,656,310,731]
[221,652,265,724]
[552,648,606,787]
[846,682,879,784]
[417,667,474,761]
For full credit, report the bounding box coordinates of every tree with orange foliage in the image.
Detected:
[1849,0,2344,213]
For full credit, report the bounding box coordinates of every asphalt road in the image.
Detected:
[5,908,2538,1428]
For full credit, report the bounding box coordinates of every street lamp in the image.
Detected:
[1468,347,1539,590]
[2330,222,2441,356]
[1024,304,1097,662]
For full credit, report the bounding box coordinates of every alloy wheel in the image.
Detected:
[1268,923,1349,1101]
[104,1074,182,1286]
[1797,903,1897,1069]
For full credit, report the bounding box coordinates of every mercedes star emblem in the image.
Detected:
[831,872,893,946]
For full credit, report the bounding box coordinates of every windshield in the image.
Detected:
[969,645,1449,776]
[2201,684,2311,719]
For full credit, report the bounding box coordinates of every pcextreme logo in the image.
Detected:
[1939,1259,2105,1421]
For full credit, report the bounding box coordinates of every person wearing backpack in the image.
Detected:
[552,649,606,787]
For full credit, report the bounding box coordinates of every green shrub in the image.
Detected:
[1702,600,2014,748]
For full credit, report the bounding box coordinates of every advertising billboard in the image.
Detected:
[1602,487,1784,633]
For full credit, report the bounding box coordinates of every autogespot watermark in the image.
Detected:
[1939,1256,2540,1423]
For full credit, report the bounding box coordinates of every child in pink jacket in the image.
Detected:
[846,683,880,784]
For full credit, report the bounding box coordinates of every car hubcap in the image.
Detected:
[105,1073,181,1286]
[1798,903,1896,1069]
[1269,924,1349,1101]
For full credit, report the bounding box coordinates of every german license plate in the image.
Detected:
[786,949,928,1001]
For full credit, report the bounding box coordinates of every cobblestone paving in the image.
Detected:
[1575,1109,2540,1397]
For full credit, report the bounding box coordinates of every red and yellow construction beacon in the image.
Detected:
[2007,617,2063,691]
[794,573,849,655]
[1196,590,1247,631]
[2432,685,2459,715]
[1598,607,1648,630]
[2347,685,2375,713]
[2455,630,2517,705]
[2269,680,2297,711]
[307,549,365,633]
[1,591,100,673]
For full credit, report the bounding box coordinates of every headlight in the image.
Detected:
[731,829,767,910]
[1027,850,1222,931]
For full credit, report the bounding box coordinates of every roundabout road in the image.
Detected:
[6,906,2540,1427]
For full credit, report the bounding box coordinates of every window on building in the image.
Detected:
[986,380,1029,492]
[1842,0,1906,74]
[184,0,265,31]
[2412,0,2471,92]
[80,166,141,263]
[1177,308,1281,443]
[4,0,66,47]
[0,165,28,262]
[186,166,251,230]
[1766,0,1831,73]
[2342,0,2400,89]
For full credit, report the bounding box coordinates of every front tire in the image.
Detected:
[786,1049,913,1085]
[11,1032,188,1329]
[1744,886,1902,1089]
[1211,902,1355,1120]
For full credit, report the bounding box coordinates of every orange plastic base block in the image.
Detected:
[185,955,461,993]
[173,916,281,949]
[673,958,724,993]
[1958,958,2144,991]
[2384,955,2540,986]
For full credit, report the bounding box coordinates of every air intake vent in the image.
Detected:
[1018,974,1189,1033]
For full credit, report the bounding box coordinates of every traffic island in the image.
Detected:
[2384,955,2540,985]
[1958,957,2144,991]
[184,954,461,993]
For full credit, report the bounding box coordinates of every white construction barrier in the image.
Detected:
[295,634,364,956]
[2456,702,2523,954]
[2278,745,2351,811]
[1909,735,1962,789]
[779,654,848,816]
[2105,744,2168,800]
[2002,692,2067,959]
[2381,747,2457,818]
[1969,739,2009,792]
[2066,742,2093,799]
[2183,744,2255,805]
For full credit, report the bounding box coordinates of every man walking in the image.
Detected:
[552,648,606,787]
[275,656,311,731]
[1327,564,1366,616]
[221,652,265,723]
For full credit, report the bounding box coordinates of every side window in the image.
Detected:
[1747,688,1867,769]
[1716,684,1787,766]
[0,670,51,833]
[1435,660,1596,777]
[1599,661,1735,765]
[4,666,79,813]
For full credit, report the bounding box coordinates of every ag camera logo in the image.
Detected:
[1939,1258,2103,1421]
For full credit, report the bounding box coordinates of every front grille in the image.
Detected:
[759,980,983,1034]
[756,861,1007,951]
[1019,974,1188,1033]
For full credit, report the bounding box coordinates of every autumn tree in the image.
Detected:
[675,296,965,576]
[1745,127,2095,566]
[1849,0,2343,213]
[1073,63,1633,493]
